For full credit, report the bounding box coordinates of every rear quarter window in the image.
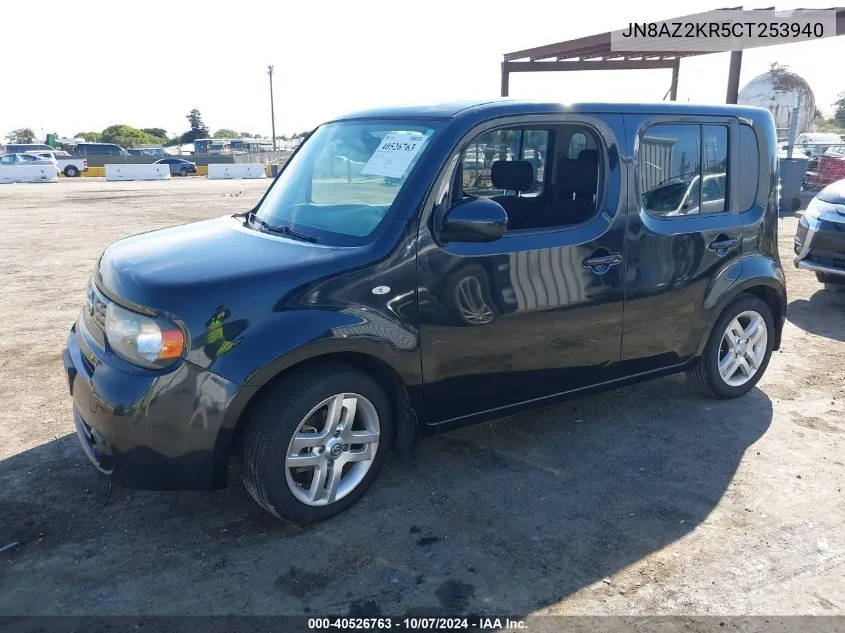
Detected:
[738,124,760,211]
[638,122,730,217]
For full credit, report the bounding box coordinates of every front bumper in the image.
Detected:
[795,258,845,278]
[794,212,845,278]
[63,309,241,490]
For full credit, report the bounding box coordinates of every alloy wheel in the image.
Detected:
[718,310,768,387]
[285,393,380,506]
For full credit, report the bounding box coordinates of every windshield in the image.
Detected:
[255,119,438,245]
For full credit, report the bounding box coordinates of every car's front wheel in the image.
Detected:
[687,294,774,399]
[179,167,189,177]
[242,364,392,523]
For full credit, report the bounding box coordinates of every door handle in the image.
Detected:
[583,253,622,270]
[708,237,739,252]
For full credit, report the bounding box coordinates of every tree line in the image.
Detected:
[4,109,312,147]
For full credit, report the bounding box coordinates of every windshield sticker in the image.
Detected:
[360,132,428,179]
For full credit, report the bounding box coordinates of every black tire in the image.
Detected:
[179,167,189,177]
[64,165,79,177]
[242,363,393,523]
[686,294,774,399]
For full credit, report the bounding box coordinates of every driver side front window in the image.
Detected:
[453,124,602,232]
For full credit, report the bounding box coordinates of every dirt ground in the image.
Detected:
[0,178,842,617]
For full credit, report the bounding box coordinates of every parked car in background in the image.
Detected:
[73,143,132,158]
[63,100,785,523]
[640,172,727,216]
[782,132,845,158]
[128,148,165,158]
[28,152,58,170]
[26,150,88,177]
[803,146,845,191]
[0,152,55,166]
[0,152,59,182]
[153,157,197,176]
[794,178,845,288]
[3,143,55,154]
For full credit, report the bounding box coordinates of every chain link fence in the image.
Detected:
[231,150,292,165]
[797,143,845,192]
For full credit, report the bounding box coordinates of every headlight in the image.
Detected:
[105,302,185,369]
[803,197,836,221]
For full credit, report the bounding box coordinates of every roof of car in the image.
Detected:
[330,98,771,122]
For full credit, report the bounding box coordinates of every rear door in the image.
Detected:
[620,115,743,373]
[416,114,628,425]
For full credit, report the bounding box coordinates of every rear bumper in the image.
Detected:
[63,313,241,490]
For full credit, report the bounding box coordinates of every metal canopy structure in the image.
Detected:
[501,7,845,103]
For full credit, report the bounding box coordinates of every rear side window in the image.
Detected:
[738,124,760,211]
[639,123,729,217]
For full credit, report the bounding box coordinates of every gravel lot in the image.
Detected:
[0,178,842,617]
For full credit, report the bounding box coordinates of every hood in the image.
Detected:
[818,179,845,205]
[97,215,336,319]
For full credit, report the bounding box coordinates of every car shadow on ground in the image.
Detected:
[787,286,845,342]
[0,376,771,617]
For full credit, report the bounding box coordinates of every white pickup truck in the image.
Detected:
[26,150,88,177]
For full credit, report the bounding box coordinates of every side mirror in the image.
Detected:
[439,198,508,243]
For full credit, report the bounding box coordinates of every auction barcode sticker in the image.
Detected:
[361,133,428,179]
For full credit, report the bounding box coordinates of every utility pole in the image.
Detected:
[268,65,277,152]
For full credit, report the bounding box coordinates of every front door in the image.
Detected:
[416,115,628,425]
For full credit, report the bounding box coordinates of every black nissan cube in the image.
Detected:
[64,100,786,523]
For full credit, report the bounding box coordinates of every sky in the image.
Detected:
[2,1,844,141]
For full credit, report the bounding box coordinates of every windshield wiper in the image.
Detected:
[269,223,318,243]
[244,211,317,243]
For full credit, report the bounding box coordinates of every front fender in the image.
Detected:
[211,308,421,389]
[694,254,786,356]
[210,307,423,474]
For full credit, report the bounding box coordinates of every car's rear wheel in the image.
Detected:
[687,294,774,399]
[64,165,79,177]
[242,364,392,523]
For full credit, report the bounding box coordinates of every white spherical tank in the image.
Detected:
[738,64,816,134]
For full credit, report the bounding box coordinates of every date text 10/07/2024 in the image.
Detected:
[307,617,528,630]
